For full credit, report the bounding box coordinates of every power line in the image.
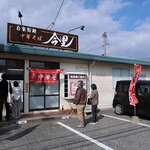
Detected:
[46,0,65,30]
[84,28,150,54]
[108,28,150,37]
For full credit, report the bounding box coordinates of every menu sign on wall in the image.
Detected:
[68,74,86,98]
[7,23,78,52]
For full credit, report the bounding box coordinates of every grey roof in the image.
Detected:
[2,44,150,66]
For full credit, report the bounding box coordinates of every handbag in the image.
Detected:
[7,82,12,103]
[87,98,92,105]
[87,93,96,105]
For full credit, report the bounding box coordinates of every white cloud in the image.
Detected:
[0,0,150,60]
[97,0,131,15]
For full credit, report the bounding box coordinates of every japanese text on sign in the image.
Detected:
[7,23,78,52]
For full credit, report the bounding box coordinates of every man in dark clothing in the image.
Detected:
[74,80,87,128]
[0,73,12,122]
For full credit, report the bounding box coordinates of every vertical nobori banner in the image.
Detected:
[129,64,142,106]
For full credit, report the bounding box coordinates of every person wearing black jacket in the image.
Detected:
[0,73,12,122]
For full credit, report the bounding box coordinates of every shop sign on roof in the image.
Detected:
[7,23,78,52]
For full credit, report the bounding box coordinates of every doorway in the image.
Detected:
[0,59,24,111]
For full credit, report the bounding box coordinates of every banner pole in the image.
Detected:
[131,104,139,124]
[130,64,141,124]
[134,105,136,116]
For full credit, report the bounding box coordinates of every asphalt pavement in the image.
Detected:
[1,108,150,150]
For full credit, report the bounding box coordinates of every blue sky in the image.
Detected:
[111,0,150,31]
[84,0,99,9]
[84,0,150,31]
[1,0,150,60]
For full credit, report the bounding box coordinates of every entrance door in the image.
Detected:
[0,59,24,111]
[29,61,60,111]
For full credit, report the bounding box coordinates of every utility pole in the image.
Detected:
[102,32,109,56]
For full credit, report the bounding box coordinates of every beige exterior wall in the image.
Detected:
[91,62,114,108]
[60,61,150,109]
[60,59,89,110]
[60,60,132,109]
[2,52,150,113]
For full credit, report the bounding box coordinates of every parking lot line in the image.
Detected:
[103,114,150,128]
[57,122,114,150]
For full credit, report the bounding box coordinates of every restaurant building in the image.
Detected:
[1,43,150,115]
[1,22,150,115]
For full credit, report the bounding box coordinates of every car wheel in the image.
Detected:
[114,104,124,115]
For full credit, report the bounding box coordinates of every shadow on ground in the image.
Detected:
[5,124,39,141]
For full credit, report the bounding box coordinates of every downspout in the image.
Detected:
[89,61,96,93]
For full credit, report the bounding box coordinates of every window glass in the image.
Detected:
[0,69,5,74]
[30,62,44,68]
[30,96,44,109]
[45,96,59,108]
[123,84,129,95]
[45,84,59,95]
[0,59,6,66]
[117,83,122,93]
[117,83,129,95]
[30,83,44,95]
[64,75,68,97]
[45,62,59,69]
[136,84,150,96]
[7,60,24,68]
[7,69,24,80]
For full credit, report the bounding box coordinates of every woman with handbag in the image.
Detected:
[11,81,22,120]
[89,84,99,124]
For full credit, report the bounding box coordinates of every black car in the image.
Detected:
[112,80,150,118]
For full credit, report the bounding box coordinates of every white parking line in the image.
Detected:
[57,122,114,150]
[102,114,150,128]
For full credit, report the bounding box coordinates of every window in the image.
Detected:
[7,60,24,68]
[116,83,129,95]
[64,74,87,99]
[136,84,150,96]
[64,75,68,97]
[45,84,59,95]
[30,62,44,68]
[0,59,6,66]
[45,62,59,69]
[112,68,130,89]
[30,83,44,96]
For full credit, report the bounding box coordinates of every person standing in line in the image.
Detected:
[73,80,87,128]
[11,81,22,120]
[0,73,12,122]
[89,84,99,124]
